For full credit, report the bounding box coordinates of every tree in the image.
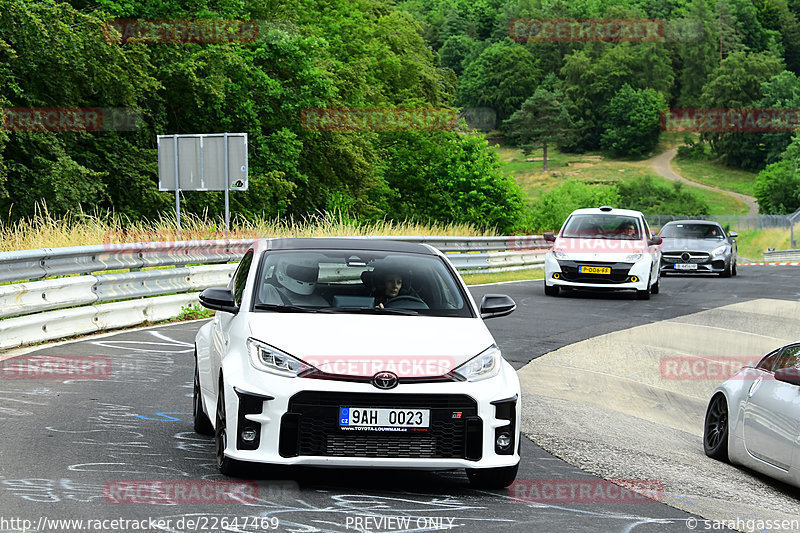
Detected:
[503,77,575,171]
[678,0,719,107]
[379,131,525,232]
[755,134,800,213]
[700,51,784,169]
[457,39,541,124]
[560,43,674,151]
[439,34,475,76]
[756,70,800,165]
[601,85,667,157]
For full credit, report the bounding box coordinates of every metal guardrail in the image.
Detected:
[763,249,800,262]
[0,236,549,350]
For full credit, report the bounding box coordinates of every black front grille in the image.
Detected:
[557,260,632,283]
[662,252,711,264]
[281,392,480,459]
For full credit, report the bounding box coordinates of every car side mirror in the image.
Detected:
[480,294,516,319]
[729,231,738,239]
[199,287,239,314]
[648,236,663,246]
[543,232,556,242]
[775,367,800,386]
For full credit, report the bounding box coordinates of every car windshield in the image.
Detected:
[560,214,642,240]
[660,224,724,240]
[253,250,472,317]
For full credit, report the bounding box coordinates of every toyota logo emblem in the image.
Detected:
[372,371,398,390]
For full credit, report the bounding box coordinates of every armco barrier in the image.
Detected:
[0,236,549,350]
[763,249,800,262]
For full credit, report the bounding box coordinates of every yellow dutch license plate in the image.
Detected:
[578,265,611,275]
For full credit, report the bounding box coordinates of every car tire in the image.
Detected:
[215,382,243,476]
[732,261,737,276]
[466,463,519,489]
[544,284,559,297]
[636,277,651,300]
[720,262,732,278]
[193,356,214,436]
[650,279,660,295]
[703,394,729,462]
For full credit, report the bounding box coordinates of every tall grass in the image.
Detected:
[0,206,495,252]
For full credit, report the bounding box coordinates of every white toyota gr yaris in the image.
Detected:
[194,238,521,488]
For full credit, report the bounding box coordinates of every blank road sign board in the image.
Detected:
[158,133,248,191]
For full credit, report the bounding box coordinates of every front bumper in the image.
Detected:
[660,253,730,273]
[544,254,651,291]
[214,357,521,470]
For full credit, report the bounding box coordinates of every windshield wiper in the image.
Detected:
[318,306,418,316]
[253,303,320,313]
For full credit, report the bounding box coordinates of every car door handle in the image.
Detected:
[748,376,763,398]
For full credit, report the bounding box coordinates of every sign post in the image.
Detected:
[157,133,248,237]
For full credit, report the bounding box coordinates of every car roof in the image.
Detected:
[568,207,645,217]
[255,237,437,255]
[662,220,721,226]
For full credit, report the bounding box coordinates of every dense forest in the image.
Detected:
[1,0,799,235]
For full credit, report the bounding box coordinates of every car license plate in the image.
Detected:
[674,263,697,270]
[578,265,611,274]
[339,407,430,429]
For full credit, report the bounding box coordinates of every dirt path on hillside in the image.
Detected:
[649,148,759,215]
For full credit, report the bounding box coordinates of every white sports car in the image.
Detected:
[194,238,521,488]
[704,342,800,487]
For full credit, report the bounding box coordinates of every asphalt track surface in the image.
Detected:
[1,265,798,533]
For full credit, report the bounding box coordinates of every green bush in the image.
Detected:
[525,180,620,232]
[617,177,709,215]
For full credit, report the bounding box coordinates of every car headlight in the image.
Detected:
[552,249,569,260]
[247,338,311,377]
[625,253,642,262]
[711,245,727,258]
[453,345,502,382]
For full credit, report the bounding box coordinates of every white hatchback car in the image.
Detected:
[543,206,662,299]
[194,238,521,488]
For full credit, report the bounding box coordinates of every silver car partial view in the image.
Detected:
[658,221,738,277]
[703,342,800,487]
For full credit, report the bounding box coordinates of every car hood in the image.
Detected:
[550,237,648,261]
[661,237,727,253]
[246,313,494,377]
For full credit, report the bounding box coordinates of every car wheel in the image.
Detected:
[636,277,650,300]
[703,394,729,462]
[193,356,213,436]
[544,284,559,297]
[732,261,737,276]
[650,279,660,295]
[466,463,519,489]
[720,262,732,278]
[215,382,242,476]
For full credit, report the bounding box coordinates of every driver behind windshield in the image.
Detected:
[617,221,638,239]
[374,271,403,308]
